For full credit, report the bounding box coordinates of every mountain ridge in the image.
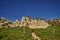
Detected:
[0,16,60,28]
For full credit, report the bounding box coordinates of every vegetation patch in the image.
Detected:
[0,26,60,40]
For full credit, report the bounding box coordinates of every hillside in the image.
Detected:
[0,25,60,40]
[0,16,60,40]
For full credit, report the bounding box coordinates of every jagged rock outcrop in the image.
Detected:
[13,19,20,27]
[19,16,49,28]
[48,18,60,26]
[32,32,41,40]
[0,16,50,28]
[20,16,28,27]
[0,17,13,28]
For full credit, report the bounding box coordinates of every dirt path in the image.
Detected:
[32,32,41,40]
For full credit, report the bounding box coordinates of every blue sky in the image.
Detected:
[0,0,60,21]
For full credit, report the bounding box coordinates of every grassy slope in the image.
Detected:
[0,26,60,40]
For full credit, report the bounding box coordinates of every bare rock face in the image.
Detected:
[1,16,60,28]
[32,32,41,40]
[28,19,49,28]
[19,16,49,28]
[20,16,27,27]
[0,17,13,28]
[13,19,20,27]
[48,18,60,26]
[0,16,50,28]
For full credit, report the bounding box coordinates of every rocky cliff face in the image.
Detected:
[0,17,13,28]
[0,16,50,28]
[48,18,60,26]
[12,16,49,28]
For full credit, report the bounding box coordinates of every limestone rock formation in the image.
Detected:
[0,16,50,28]
[32,32,41,40]
[13,19,20,27]
[20,16,27,27]
[19,16,49,28]
[0,17,13,28]
[48,18,60,26]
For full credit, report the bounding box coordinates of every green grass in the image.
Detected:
[0,26,60,40]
